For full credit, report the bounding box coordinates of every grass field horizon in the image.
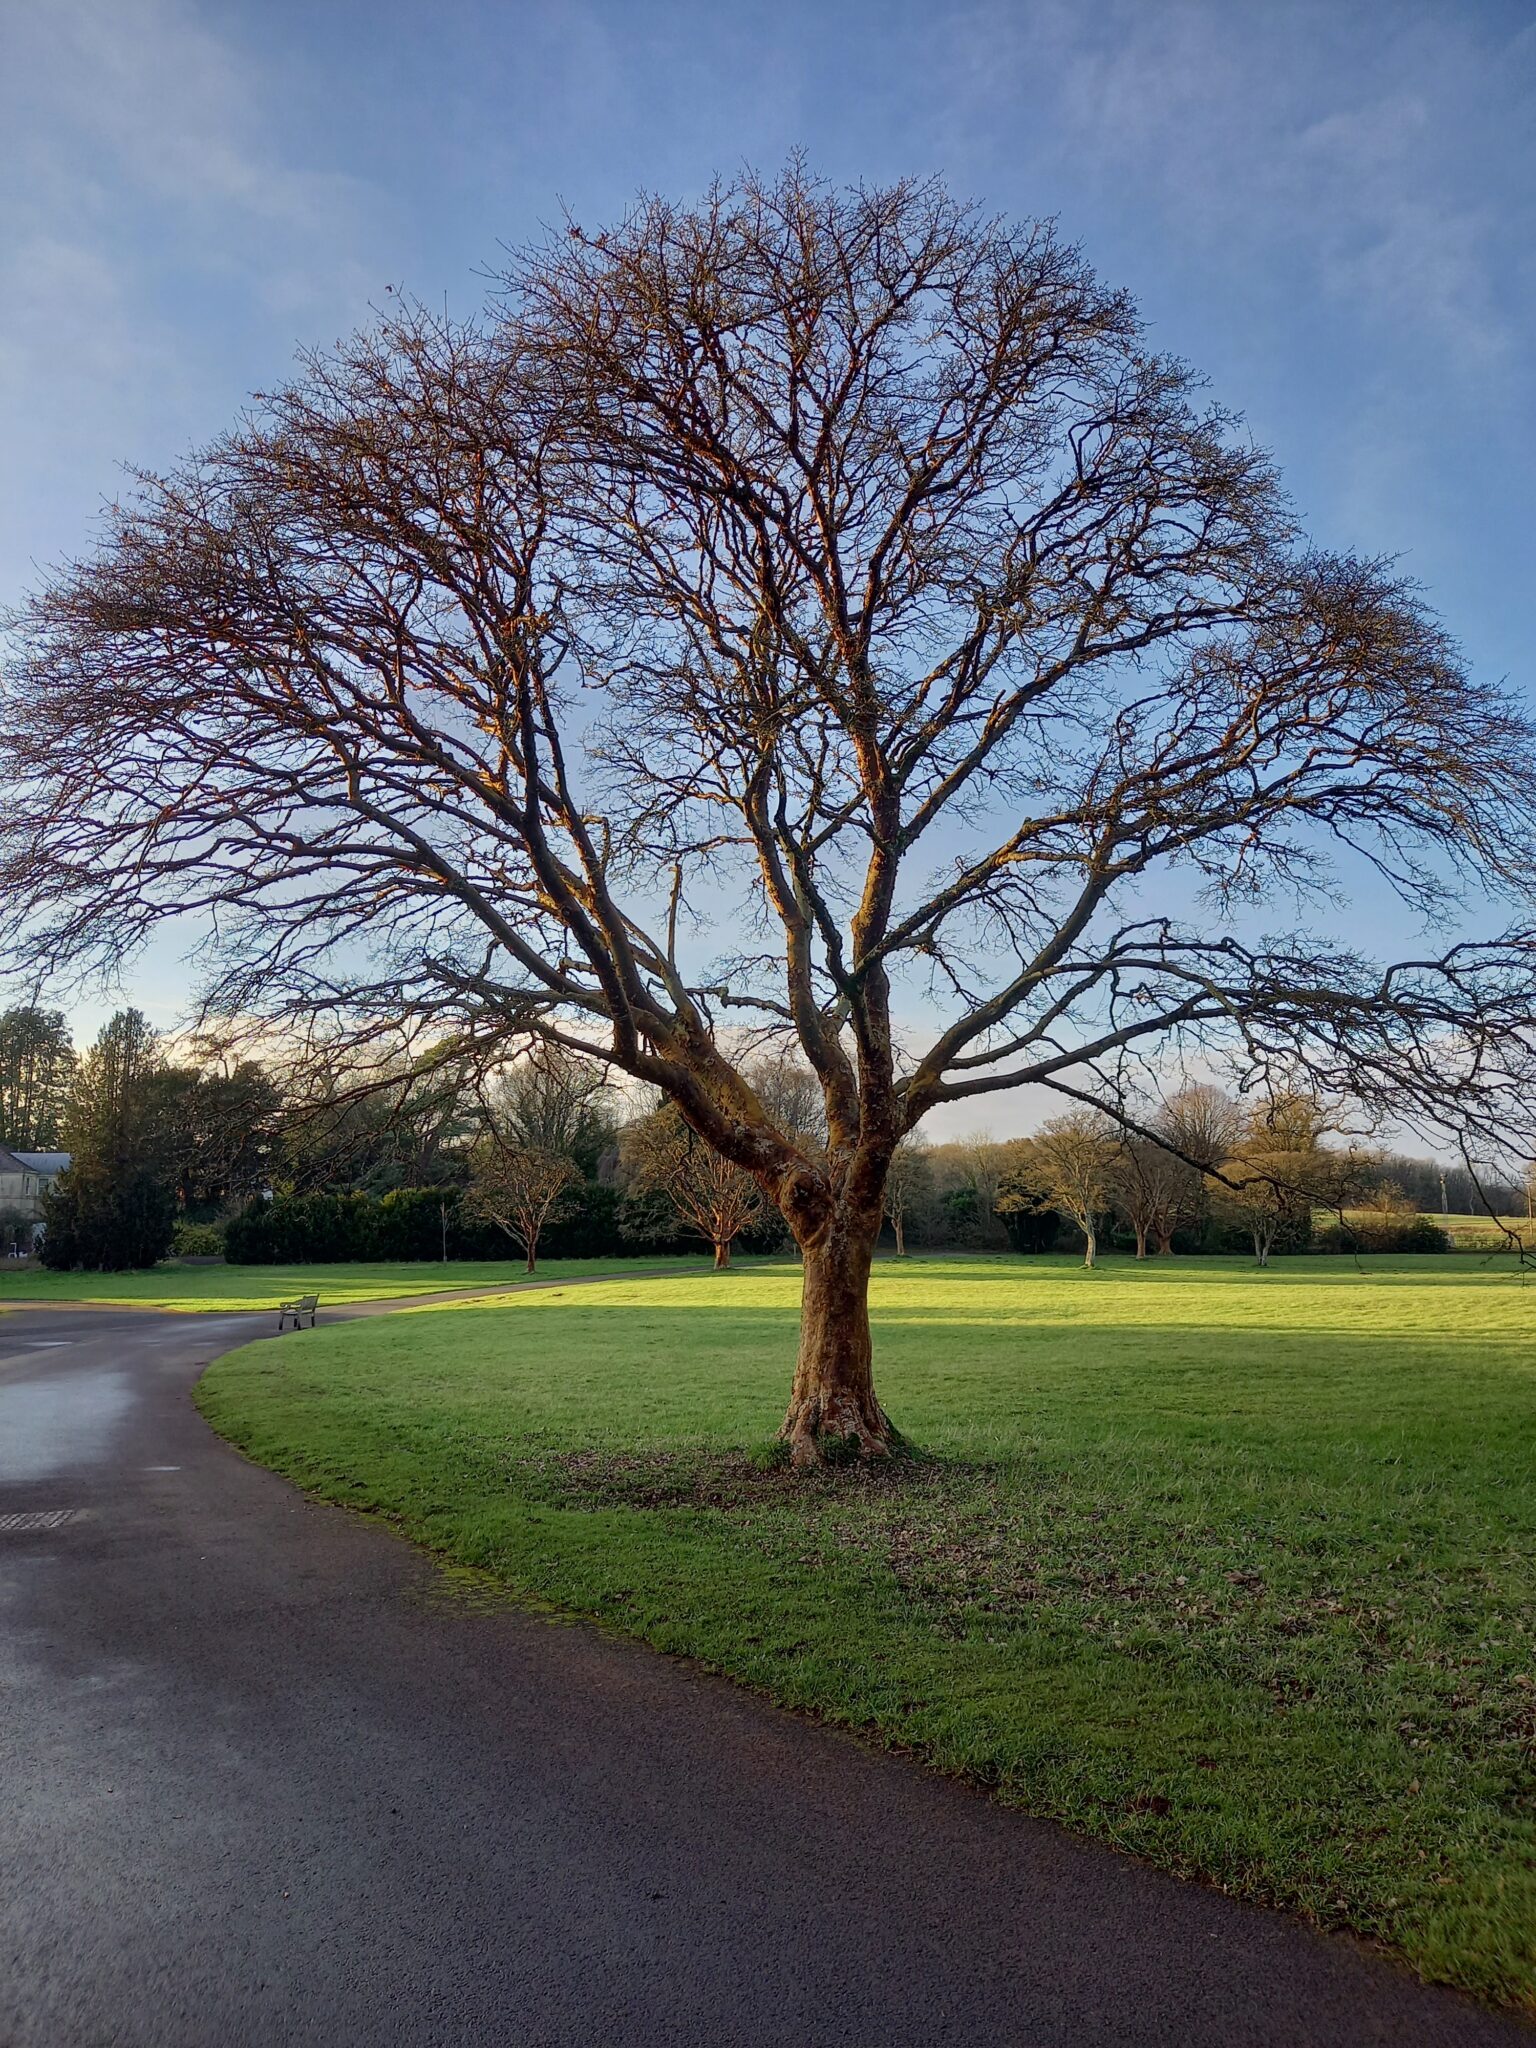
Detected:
[196,1251,1536,2015]
[0,1254,711,1312]
[1,1209,1527,1312]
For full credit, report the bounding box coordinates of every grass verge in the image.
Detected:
[195,1253,1536,2014]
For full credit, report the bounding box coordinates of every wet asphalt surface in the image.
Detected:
[1,1306,1531,2048]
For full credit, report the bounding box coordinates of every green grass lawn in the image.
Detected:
[0,1255,706,1312]
[196,1252,1536,2014]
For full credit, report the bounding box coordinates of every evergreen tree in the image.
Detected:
[0,1006,76,1148]
[40,1010,176,1269]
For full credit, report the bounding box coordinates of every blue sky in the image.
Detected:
[2,0,1533,1128]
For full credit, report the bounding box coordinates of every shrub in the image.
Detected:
[1313,1215,1451,1254]
[224,1191,379,1264]
[172,1220,225,1257]
[39,1165,177,1271]
[223,1179,670,1265]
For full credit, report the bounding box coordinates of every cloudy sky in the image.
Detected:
[2,0,1533,1123]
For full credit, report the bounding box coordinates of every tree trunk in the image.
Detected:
[779,1202,892,1465]
[1083,1221,1097,1268]
[893,1213,905,1258]
[525,1241,537,1273]
[714,1238,731,1269]
[1134,1224,1148,1259]
[1253,1226,1270,1268]
[1154,1225,1174,1256]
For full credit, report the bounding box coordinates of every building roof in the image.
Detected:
[0,1151,69,1179]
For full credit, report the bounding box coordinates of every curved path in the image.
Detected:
[0,1306,1528,2048]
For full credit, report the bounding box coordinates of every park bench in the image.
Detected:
[277,1292,319,1332]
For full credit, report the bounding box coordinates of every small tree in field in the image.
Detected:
[1209,1090,1347,1266]
[1029,1113,1122,1267]
[466,1139,579,1272]
[4,167,1534,1456]
[623,1106,765,1269]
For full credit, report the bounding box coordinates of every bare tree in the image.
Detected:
[1109,1138,1190,1259]
[745,1054,825,1155]
[1029,1112,1122,1267]
[465,1138,579,1272]
[1159,1084,1244,1174]
[1136,1082,1243,1253]
[481,1044,618,1176]
[4,167,1536,1458]
[1209,1092,1350,1266]
[882,1134,931,1258]
[623,1105,765,1268]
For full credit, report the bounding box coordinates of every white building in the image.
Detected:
[0,1148,70,1253]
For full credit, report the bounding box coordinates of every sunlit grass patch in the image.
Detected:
[0,1255,709,1312]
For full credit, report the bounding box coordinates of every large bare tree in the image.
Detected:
[3,167,1535,1458]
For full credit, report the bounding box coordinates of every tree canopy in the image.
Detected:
[4,166,1534,1451]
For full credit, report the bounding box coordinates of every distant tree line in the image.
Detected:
[4,999,1524,1272]
[883,1085,1513,1264]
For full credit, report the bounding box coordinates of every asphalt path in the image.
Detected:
[1,1306,1529,2048]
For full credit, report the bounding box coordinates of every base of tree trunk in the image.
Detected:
[778,1207,895,1465]
[778,1381,897,1465]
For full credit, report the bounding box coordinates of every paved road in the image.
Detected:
[1,1309,1529,2048]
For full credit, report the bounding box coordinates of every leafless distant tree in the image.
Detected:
[1208,1092,1352,1267]
[1133,1082,1245,1253]
[1109,1138,1190,1259]
[1158,1085,1244,1176]
[882,1135,931,1258]
[622,1104,765,1268]
[745,1054,825,1155]
[480,1043,618,1176]
[1029,1112,1122,1267]
[4,166,1536,1457]
[465,1138,579,1273]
